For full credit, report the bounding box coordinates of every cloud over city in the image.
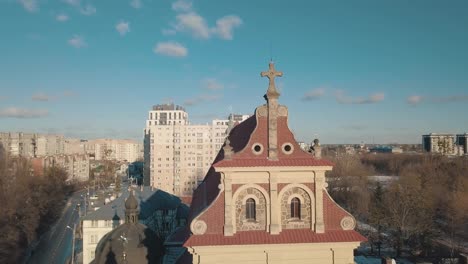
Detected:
[202,78,224,91]
[154,41,188,57]
[407,94,468,105]
[165,0,242,40]
[335,90,385,104]
[0,107,48,118]
[302,88,325,101]
[116,21,130,36]
[68,35,87,48]
[19,0,39,12]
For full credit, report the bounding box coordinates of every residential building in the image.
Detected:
[456,133,468,154]
[37,154,90,181]
[172,62,365,263]
[0,132,65,157]
[422,133,455,154]
[143,103,249,196]
[64,138,86,154]
[83,187,188,264]
[84,139,143,162]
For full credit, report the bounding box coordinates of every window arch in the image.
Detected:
[290,197,301,219]
[246,198,256,221]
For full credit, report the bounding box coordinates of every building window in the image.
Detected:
[291,197,300,219]
[246,198,256,221]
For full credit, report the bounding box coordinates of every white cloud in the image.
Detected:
[302,88,325,101]
[63,0,80,7]
[56,14,69,22]
[406,94,468,105]
[68,35,87,48]
[172,0,192,12]
[407,95,423,105]
[80,4,96,15]
[202,78,223,91]
[154,41,188,57]
[335,90,385,104]
[171,11,242,40]
[184,94,221,106]
[212,15,242,40]
[19,0,38,12]
[116,21,130,36]
[162,28,177,35]
[174,12,211,39]
[130,0,142,9]
[0,107,48,118]
[32,93,55,102]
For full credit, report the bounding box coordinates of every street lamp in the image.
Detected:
[66,224,76,264]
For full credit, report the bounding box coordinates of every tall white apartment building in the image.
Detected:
[422,133,455,154]
[84,139,143,162]
[143,104,249,197]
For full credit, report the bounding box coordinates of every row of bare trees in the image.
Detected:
[0,145,73,263]
[327,153,468,257]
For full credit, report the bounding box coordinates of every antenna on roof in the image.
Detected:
[269,41,273,63]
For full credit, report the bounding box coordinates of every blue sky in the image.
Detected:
[0,0,467,144]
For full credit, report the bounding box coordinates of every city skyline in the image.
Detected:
[1,0,468,144]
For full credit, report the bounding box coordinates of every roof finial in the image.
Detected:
[261,62,283,99]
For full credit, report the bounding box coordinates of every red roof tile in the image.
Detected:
[184,229,366,247]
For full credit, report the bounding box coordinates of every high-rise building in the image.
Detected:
[456,133,468,154]
[422,133,455,154]
[143,104,248,196]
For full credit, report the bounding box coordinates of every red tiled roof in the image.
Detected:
[214,158,333,168]
[184,229,366,247]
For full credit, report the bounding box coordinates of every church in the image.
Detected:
[180,62,365,264]
[93,62,365,264]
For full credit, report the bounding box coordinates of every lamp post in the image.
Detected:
[66,224,76,264]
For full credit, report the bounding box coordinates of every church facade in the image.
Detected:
[181,63,365,264]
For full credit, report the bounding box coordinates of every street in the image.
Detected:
[26,190,86,264]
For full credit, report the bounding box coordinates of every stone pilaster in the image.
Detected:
[269,172,280,234]
[267,98,279,160]
[223,172,234,236]
[314,171,325,233]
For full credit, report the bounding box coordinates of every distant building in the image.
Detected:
[456,133,468,155]
[143,103,249,196]
[422,133,455,154]
[83,187,188,264]
[0,132,65,157]
[64,138,87,154]
[84,139,143,162]
[369,146,403,154]
[36,154,90,181]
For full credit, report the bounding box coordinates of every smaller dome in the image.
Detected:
[125,191,138,210]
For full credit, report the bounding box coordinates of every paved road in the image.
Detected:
[27,190,86,264]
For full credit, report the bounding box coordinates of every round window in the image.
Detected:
[252,143,263,155]
[282,143,294,154]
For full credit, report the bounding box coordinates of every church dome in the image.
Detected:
[125,190,138,210]
[93,222,164,264]
[93,192,164,264]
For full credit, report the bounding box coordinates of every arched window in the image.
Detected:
[291,197,301,219]
[246,198,256,221]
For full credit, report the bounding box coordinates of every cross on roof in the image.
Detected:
[261,62,283,98]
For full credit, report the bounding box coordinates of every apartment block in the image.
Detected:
[143,103,248,197]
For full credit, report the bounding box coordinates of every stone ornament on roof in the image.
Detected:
[261,62,283,98]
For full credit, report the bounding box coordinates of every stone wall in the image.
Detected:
[235,188,267,231]
[280,186,312,229]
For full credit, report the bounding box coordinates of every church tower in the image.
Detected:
[182,62,365,264]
